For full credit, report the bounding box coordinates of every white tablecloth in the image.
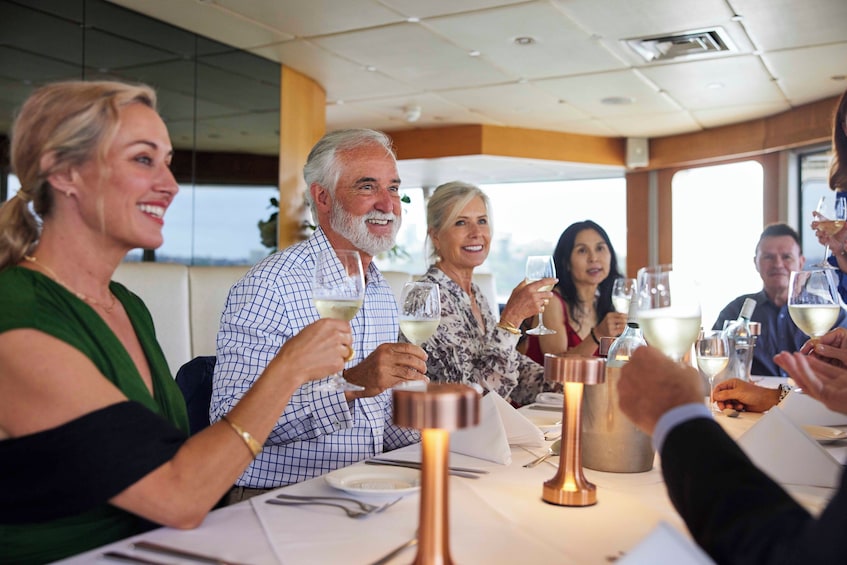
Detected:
[56,406,840,565]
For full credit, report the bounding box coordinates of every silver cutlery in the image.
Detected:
[265,496,400,518]
[371,458,488,474]
[364,459,480,479]
[529,404,561,412]
[132,541,252,565]
[274,493,399,513]
[368,536,418,565]
[103,552,171,565]
[523,438,562,468]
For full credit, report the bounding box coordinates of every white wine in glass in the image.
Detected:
[398,282,441,346]
[611,277,636,314]
[636,264,702,363]
[695,330,730,412]
[788,269,841,343]
[525,255,556,336]
[813,195,847,267]
[313,249,366,392]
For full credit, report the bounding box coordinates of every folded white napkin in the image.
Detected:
[737,408,842,489]
[618,521,715,565]
[779,390,847,426]
[449,391,546,464]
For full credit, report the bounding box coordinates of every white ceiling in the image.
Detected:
[24,0,847,185]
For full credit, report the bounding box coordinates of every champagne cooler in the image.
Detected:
[581,324,654,473]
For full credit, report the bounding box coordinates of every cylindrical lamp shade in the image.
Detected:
[542,355,605,507]
[393,383,480,430]
[393,383,481,565]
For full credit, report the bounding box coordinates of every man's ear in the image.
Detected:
[798,254,806,270]
[311,183,331,214]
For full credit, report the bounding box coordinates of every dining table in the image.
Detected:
[56,378,842,565]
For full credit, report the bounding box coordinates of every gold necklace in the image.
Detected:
[23,255,117,313]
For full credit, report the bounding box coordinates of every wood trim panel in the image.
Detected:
[390,124,625,166]
[657,169,677,265]
[625,171,650,277]
[278,65,326,249]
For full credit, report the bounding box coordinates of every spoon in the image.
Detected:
[523,438,561,468]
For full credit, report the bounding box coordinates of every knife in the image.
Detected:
[133,541,253,565]
[371,458,488,474]
[365,460,480,479]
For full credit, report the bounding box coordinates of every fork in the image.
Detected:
[274,493,385,512]
[265,496,401,518]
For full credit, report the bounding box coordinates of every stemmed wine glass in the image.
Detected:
[813,195,847,267]
[397,282,441,389]
[695,330,730,412]
[525,255,556,335]
[399,282,441,347]
[788,268,841,345]
[313,249,365,391]
[636,264,702,363]
[611,277,636,314]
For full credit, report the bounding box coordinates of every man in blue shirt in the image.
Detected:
[713,223,846,376]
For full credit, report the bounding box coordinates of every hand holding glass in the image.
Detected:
[525,255,556,336]
[788,269,841,344]
[695,330,730,412]
[611,278,636,314]
[636,264,702,363]
[313,249,365,391]
[813,195,847,267]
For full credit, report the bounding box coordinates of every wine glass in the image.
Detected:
[611,277,636,314]
[313,249,365,391]
[788,268,841,345]
[399,282,441,346]
[695,330,730,412]
[525,255,556,336]
[636,264,702,363]
[813,195,847,267]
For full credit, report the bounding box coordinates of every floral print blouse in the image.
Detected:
[415,266,553,407]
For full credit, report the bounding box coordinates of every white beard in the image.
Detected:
[329,199,401,257]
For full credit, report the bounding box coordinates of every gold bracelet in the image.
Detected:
[497,320,521,335]
[222,415,262,458]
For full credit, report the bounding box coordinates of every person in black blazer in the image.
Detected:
[618,345,847,564]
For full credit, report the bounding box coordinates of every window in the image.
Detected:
[672,161,764,328]
[799,149,835,263]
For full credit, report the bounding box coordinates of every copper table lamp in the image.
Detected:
[393,383,481,565]
[542,354,605,507]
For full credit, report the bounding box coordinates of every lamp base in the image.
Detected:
[542,479,597,507]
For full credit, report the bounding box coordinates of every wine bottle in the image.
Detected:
[723,297,757,382]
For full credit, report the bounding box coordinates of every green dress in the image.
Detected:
[0,266,189,564]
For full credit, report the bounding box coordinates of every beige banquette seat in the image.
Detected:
[113,263,500,376]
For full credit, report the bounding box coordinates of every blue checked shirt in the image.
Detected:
[210,228,419,487]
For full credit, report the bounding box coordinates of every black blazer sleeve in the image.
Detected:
[661,418,847,564]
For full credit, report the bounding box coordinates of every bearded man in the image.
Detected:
[211,129,427,502]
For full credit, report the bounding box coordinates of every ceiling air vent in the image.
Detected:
[625,27,736,63]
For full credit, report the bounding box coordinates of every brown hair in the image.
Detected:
[0,80,156,270]
[830,88,847,191]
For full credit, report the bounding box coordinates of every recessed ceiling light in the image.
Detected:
[601,96,635,106]
[406,17,420,23]
[513,36,536,46]
[468,50,481,57]
[707,81,725,89]
[365,65,377,72]
[517,77,528,84]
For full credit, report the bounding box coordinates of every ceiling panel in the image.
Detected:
[640,55,785,110]
[764,44,847,105]
[380,0,526,19]
[312,23,512,89]
[730,0,847,51]
[438,83,590,124]
[691,101,792,130]
[424,3,626,79]
[609,111,703,138]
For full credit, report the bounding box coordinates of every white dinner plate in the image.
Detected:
[535,392,564,406]
[324,465,421,496]
[802,424,847,444]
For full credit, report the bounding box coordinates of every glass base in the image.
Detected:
[314,374,364,392]
[526,325,556,336]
